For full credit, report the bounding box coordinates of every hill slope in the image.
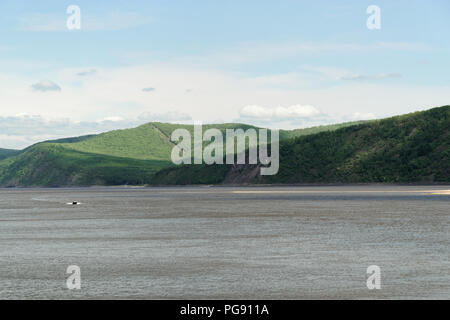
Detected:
[0,144,171,187]
[2,108,442,187]
[0,121,362,186]
[151,105,450,184]
[0,148,20,160]
[0,123,253,186]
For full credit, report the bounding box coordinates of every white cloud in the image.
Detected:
[341,73,402,81]
[190,41,432,66]
[18,11,152,32]
[83,12,152,31]
[76,69,97,76]
[240,105,320,120]
[98,116,124,122]
[350,112,377,120]
[0,111,193,149]
[18,13,66,31]
[31,80,61,92]
[1,63,449,142]
[300,66,403,83]
[138,111,191,122]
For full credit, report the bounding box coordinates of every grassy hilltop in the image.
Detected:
[0,106,448,186]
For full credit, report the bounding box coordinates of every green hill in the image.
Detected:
[0,123,249,186]
[278,120,367,140]
[2,106,447,187]
[151,105,450,184]
[0,144,170,186]
[0,148,20,160]
[0,121,361,187]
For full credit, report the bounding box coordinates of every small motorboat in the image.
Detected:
[66,201,81,205]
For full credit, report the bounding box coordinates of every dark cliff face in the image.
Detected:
[223,164,262,184]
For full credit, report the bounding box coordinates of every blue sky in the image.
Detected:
[0,0,449,148]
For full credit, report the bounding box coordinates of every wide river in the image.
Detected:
[0,185,448,299]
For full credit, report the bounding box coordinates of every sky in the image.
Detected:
[0,0,449,149]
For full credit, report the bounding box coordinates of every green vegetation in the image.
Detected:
[59,123,263,161]
[0,123,266,186]
[278,120,368,140]
[264,105,449,183]
[60,124,175,160]
[0,148,20,160]
[0,143,171,186]
[1,106,447,186]
[151,106,450,185]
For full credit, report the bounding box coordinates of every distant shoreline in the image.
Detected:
[1,182,450,189]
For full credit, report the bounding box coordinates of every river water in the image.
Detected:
[0,185,448,299]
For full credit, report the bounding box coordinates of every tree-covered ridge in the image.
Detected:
[0,123,265,186]
[0,106,447,186]
[0,143,171,187]
[266,105,449,183]
[151,106,450,185]
[0,148,20,161]
[278,120,368,140]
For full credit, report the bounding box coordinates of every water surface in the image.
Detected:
[0,185,448,299]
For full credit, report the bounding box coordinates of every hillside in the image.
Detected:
[2,106,446,187]
[0,148,20,161]
[0,123,250,186]
[0,144,170,186]
[0,121,361,186]
[151,105,450,184]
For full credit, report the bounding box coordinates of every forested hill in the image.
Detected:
[0,121,360,186]
[0,148,20,161]
[0,106,448,186]
[151,105,450,184]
